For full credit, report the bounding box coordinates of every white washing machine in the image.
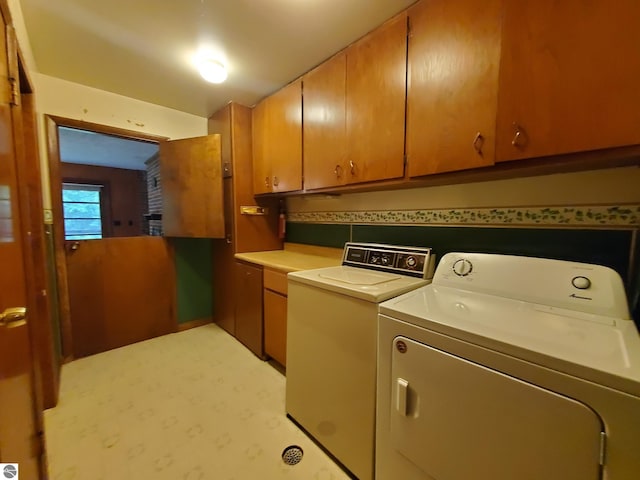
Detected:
[377,252,640,480]
[286,243,435,480]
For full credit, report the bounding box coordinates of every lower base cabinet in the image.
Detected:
[234,261,264,358]
[263,268,288,366]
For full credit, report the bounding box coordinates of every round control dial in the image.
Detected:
[452,259,473,277]
[405,256,417,269]
[572,276,591,290]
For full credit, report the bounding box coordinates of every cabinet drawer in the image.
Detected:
[264,268,288,295]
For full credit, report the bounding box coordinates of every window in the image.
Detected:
[62,183,104,240]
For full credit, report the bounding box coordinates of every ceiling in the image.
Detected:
[20,0,417,118]
[58,126,159,170]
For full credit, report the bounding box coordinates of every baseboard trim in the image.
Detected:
[177,317,213,332]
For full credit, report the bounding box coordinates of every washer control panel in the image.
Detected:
[343,243,435,278]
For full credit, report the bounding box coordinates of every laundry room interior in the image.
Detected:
[3,0,640,479]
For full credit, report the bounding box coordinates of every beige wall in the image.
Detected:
[35,74,208,209]
[8,0,208,210]
[287,166,640,213]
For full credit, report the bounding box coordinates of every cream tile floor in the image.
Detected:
[44,324,352,480]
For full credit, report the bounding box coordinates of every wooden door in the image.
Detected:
[303,52,348,190]
[407,0,501,176]
[65,237,176,358]
[346,13,407,184]
[268,80,302,193]
[160,134,225,238]
[251,98,272,194]
[496,0,640,162]
[234,261,264,358]
[0,7,41,477]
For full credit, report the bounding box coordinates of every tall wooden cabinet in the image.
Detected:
[208,103,281,340]
[496,0,640,162]
[252,80,302,194]
[406,0,502,176]
[303,13,408,190]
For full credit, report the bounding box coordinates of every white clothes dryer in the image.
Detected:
[377,252,640,480]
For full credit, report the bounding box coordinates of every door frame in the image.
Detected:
[45,115,167,361]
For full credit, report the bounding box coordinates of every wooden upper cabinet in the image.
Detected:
[303,52,348,190]
[346,13,407,184]
[407,0,502,177]
[252,80,302,194]
[251,99,271,194]
[496,0,640,162]
[160,134,224,238]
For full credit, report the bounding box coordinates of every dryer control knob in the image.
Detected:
[452,259,473,277]
[572,276,591,290]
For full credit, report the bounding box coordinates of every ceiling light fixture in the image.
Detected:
[198,57,227,84]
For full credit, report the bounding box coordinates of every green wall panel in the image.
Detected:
[173,238,213,324]
[286,222,350,248]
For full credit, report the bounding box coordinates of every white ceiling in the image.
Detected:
[58,127,159,171]
[20,0,417,118]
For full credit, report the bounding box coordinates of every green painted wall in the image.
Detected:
[172,238,213,324]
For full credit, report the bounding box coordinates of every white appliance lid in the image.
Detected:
[289,265,429,303]
[379,253,640,396]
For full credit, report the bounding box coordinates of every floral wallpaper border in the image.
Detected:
[288,205,640,227]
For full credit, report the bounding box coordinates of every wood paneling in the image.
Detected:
[346,13,407,184]
[303,52,348,190]
[234,261,264,358]
[61,163,145,237]
[66,237,175,358]
[496,0,640,161]
[264,289,287,366]
[160,134,225,238]
[407,0,501,176]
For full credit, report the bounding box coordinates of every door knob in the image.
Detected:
[0,307,26,327]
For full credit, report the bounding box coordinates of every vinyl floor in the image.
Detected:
[44,323,351,480]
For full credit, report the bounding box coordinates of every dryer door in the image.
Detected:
[390,336,603,480]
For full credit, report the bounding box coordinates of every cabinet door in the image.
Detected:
[496,0,640,162]
[160,134,224,238]
[269,80,303,193]
[407,0,501,176]
[234,261,264,358]
[302,52,347,190]
[303,52,348,190]
[264,289,287,366]
[346,13,407,184]
[252,98,272,194]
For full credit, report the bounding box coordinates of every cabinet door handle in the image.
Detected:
[334,164,343,178]
[273,176,279,187]
[512,122,526,147]
[473,132,484,155]
[349,160,356,175]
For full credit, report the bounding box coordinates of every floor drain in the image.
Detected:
[282,445,304,465]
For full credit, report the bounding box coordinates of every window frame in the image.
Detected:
[61,179,112,240]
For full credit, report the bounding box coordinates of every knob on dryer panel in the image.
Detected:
[433,252,631,319]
